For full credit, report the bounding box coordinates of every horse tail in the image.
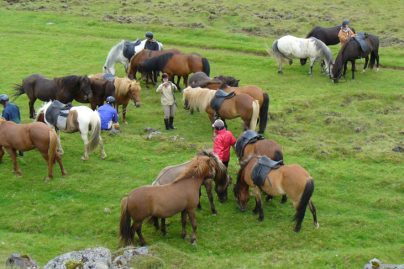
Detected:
[47,129,57,170]
[258,93,269,134]
[294,178,314,232]
[249,100,260,130]
[119,196,134,246]
[13,84,25,99]
[202,58,210,76]
[272,40,282,61]
[87,112,101,152]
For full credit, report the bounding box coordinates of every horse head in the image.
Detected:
[79,76,93,100]
[129,80,142,107]
[233,171,249,212]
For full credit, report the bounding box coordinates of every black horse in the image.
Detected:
[14,74,92,118]
[331,33,379,83]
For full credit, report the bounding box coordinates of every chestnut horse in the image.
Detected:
[0,119,66,181]
[119,154,219,246]
[234,155,319,232]
[138,53,210,88]
[182,87,260,131]
[152,150,230,214]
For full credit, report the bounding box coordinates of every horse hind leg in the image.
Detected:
[363,55,369,72]
[160,218,167,236]
[29,98,37,119]
[55,153,67,176]
[5,147,21,175]
[181,209,187,239]
[187,209,198,245]
[80,132,90,161]
[204,179,217,215]
[134,221,146,246]
[309,200,319,228]
[99,135,107,160]
[252,186,264,221]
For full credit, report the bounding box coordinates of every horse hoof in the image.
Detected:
[181,233,186,239]
[191,240,197,246]
[315,222,320,229]
[44,176,52,182]
[81,156,89,161]
[362,69,366,73]
[277,70,283,74]
[258,216,264,222]
[376,68,379,72]
[101,154,107,160]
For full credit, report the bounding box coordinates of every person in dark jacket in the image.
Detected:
[0,94,21,123]
[144,31,160,51]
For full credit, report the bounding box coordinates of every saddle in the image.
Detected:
[45,100,72,130]
[102,73,115,81]
[123,39,141,60]
[251,156,283,187]
[210,89,236,113]
[353,32,370,54]
[235,130,264,158]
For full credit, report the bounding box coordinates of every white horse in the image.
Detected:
[36,101,106,161]
[271,35,333,75]
[103,39,163,75]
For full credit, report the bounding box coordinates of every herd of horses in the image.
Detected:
[1,23,381,247]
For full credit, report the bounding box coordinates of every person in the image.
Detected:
[338,19,356,47]
[0,94,21,123]
[97,96,119,132]
[212,119,236,168]
[156,73,178,130]
[144,31,160,51]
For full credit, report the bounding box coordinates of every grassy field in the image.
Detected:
[0,1,403,268]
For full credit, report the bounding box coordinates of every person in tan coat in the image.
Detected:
[156,73,178,130]
[338,19,356,47]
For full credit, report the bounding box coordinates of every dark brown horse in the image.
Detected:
[138,53,210,88]
[331,33,380,82]
[119,154,218,246]
[0,119,66,180]
[183,87,260,131]
[234,155,319,232]
[14,74,92,118]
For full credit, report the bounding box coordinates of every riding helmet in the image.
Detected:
[0,94,9,102]
[106,96,116,104]
[212,119,225,129]
[342,19,350,26]
[145,31,154,39]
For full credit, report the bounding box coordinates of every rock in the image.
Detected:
[5,253,38,269]
[44,247,111,269]
[392,146,404,153]
[103,207,111,214]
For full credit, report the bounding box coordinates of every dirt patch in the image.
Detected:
[380,36,404,47]
[103,14,134,24]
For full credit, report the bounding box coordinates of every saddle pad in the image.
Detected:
[235,130,264,158]
[56,114,68,130]
[354,32,369,53]
[45,100,72,128]
[102,73,115,81]
[210,90,236,112]
[251,156,283,187]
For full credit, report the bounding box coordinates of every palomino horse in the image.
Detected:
[14,74,92,119]
[103,39,163,75]
[89,74,142,123]
[127,49,181,83]
[0,119,66,180]
[331,33,380,83]
[152,150,230,214]
[188,73,269,134]
[119,154,219,246]
[36,101,106,161]
[234,155,319,232]
[182,87,260,131]
[138,53,210,88]
[272,35,333,75]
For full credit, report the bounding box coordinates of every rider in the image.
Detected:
[144,32,159,51]
[212,119,236,168]
[338,19,356,47]
[0,94,21,123]
[97,96,119,132]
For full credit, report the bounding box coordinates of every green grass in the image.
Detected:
[0,1,403,268]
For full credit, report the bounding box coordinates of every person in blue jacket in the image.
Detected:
[97,96,119,132]
[0,94,21,123]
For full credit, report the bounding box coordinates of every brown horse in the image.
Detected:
[0,119,66,180]
[183,87,260,130]
[119,154,218,246]
[234,155,319,232]
[138,53,210,88]
[152,150,230,214]
[127,49,181,82]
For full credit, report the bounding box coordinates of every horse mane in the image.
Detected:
[139,53,174,72]
[114,77,132,97]
[312,38,333,63]
[197,149,227,182]
[182,87,216,111]
[238,154,258,170]
[172,155,211,183]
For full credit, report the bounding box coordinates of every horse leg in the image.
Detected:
[309,200,320,228]
[277,61,283,74]
[0,146,4,162]
[281,194,288,204]
[181,209,187,239]
[351,60,356,80]
[265,194,273,202]
[363,55,369,72]
[56,130,64,155]
[122,104,128,124]
[187,209,198,244]
[252,186,264,221]
[134,221,146,246]
[160,218,167,236]
[343,62,348,78]
[5,147,21,175]
[39,151,54,181]
[80,132,90,161]
[29,98,36,119]
[55,153,67,176]
[152,217,160,230]
[308,58,315,75]
[197,187,202,209]
[99,135,107,160]
[203,179,217,215]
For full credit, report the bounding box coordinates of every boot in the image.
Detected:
[164,118,170,130]
[169,117,176,129]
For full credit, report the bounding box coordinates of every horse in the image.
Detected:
[138,53,210,88]
[271,35,333,75]
[331,33,380,83]
[214,75,240,87]
[14,74,92,119]
[234,155,319,232]
[127,49,181,84]
[119,154,218,246]
[152,150,230,215]
[103,39,163,75]
[182,87,260,131]
[187,72,239,89]
[36,101,106,161]
[0,119,66,181]
[89,75,142,123]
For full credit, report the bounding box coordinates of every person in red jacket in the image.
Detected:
[212,119,236,168]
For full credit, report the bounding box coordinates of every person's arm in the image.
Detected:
[2,109,10,121]
[171,82,178,92]
[156,83,163,93]
[349,29,356,37]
